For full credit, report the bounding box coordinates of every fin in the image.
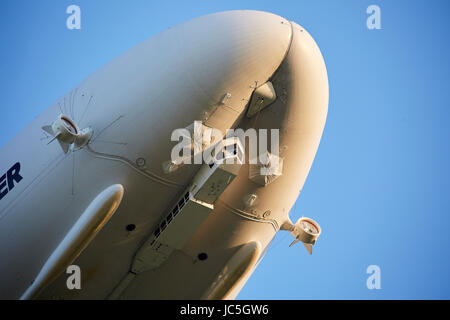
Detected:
[201,241,261,300]
[20,184,124,300]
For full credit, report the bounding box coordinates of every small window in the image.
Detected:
[160,221,166,230]
[173,206,179,216]
[126,224,136,232]
[167,214,172,223]
[178,199,184,207]
[198,252,208,261]
[154,227,160,237]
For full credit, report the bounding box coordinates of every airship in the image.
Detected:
[0,10,328,299]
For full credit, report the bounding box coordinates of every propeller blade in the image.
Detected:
[289,239,300,247]
[47,132,62,145]
[42,125,53,135]
[303,243,313,255]
[58,140,70,153]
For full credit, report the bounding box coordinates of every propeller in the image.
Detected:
[42,114,92,154]
[282,217,321,255]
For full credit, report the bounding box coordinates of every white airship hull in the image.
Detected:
[0,10,328,299]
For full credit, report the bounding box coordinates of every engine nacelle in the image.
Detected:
[282,217,321,255]
[42,114,92,153]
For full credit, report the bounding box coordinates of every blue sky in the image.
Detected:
[1,0,449,299]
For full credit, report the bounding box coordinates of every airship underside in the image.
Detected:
[0,10,328,299]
